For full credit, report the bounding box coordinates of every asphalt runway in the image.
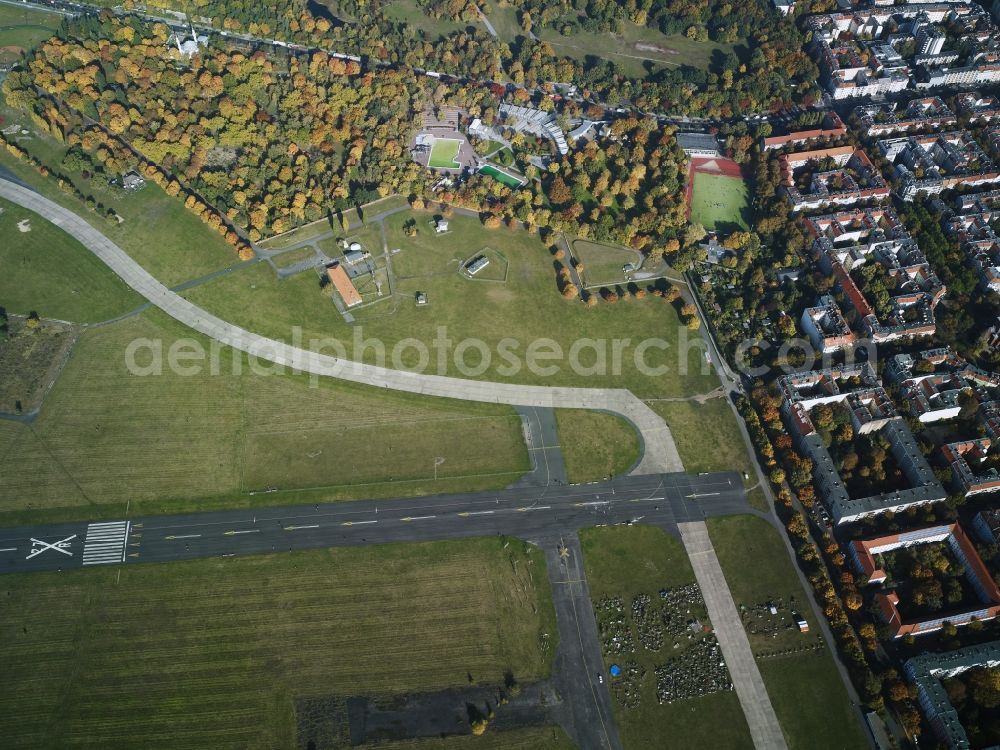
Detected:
[0,471,746,574]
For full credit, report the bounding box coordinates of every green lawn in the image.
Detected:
[0,197,141,322]
[689,171,751,233]
[0,2,61,52]
[0,309,529,519]
[651,398,755,482]
[580,525,753,749]
[555,408,640,483]
[374,726,576,749]
[383,0,481,39]
[0,94,241,287]
[428,137,463,169]
[259,217,335,250]
[580,524,694,600]
[707,515,868,750]
[573,239,643,287]
[480,0,522,43]
[0,537,556,748]
[184,210,717,400]
[536,22,740,77]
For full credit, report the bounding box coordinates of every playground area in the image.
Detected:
[686,157,751,234]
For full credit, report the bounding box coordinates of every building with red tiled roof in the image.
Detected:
[850,523,1000,638]
[761,112,848,152]
[326,263,362,308]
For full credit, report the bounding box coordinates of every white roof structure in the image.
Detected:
[499,104,568,155]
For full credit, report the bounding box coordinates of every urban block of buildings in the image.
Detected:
[945,189,1000,293]
[955,91,1000,123]
[800,295,856,353]
[779,363,946,524]
[850,523,1000,638]
[854,97,957,138]
[808,2,1000,99]
[878,131,1000,200]
[804,207,944,344]
[906,641,1000,749]
[942,439,1000,496]
[780,146,889,212]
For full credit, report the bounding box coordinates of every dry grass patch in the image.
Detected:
[0,537,556,748]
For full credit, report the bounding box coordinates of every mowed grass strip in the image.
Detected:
[370,725,576,748]
[573,238,642,287]
[706,515,868,750]
[651,398,755,483]
[185,210,716,399]
[0,2,62,50]
[428,138,462,169]
[0,197,141,323]
[0,538,557,748]
[580,525,753,749]
[689,171,751,232]
[0,310,528,513]
[555,408,640,483]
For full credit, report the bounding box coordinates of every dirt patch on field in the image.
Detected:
[0,46,27,57]
[486,286,515,302]
[635,42,677,56]
[0,317,79,415]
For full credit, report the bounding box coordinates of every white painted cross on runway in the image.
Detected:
[82,521,130,566]
[26,535,76,560]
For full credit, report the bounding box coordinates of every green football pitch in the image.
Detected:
[689,172,750,232]
[428,137,462,169]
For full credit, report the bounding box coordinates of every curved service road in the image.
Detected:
[0,178,788,749]
[0,179,681,474]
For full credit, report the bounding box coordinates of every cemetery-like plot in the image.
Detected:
[594,583,733,710]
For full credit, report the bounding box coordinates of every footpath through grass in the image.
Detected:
[0,537,557,748]
[0,309,529,518]
[556,408,640,482]
[707,515,868,750]
[0,196,140,323]
[580,525,754,750]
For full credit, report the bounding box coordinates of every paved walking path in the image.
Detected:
[0,179,682,474]
[678,521,788,750]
